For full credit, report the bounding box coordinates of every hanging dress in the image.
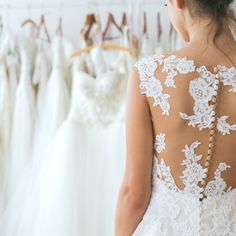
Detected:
[22,41,127,236]
[0,48,11,212]
[6,36,36,197]
[31,42,51,172]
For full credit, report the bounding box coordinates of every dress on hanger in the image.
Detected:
[132,53,236,236]
[0,51,11,212]
[0,35,72,236]
[6,36,36,197]
[22,40,127,236]
[31,42,51,172]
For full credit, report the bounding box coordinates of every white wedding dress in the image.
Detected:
[0,38,11,210]
[133,53,236,236]
[0,36,72,236]
[21,43,128,236]
[6,36,36,199]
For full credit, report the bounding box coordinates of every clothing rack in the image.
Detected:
[0,1,162,10]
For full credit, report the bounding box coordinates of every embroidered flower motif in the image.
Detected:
[175,59,195,74]
[204,163,231,197]
[180,141,205,196]
[182,163,205,184]
[135,54,171,115]
[180,104,215,130]
[154,133,166,153]
[189,78,215,102]
[217,116,236,135]
[179,67,219,130]
[152,141,233,199]
[218,65,236,93]
[135,57,158,81]
[162,55,195,88]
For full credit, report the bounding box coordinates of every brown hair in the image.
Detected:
[187,0,236,65]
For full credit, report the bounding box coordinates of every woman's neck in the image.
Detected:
[187,19,235,47]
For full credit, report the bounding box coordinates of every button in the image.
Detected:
[201,180,206,185]
[204,168,209,173]
[210,130,215,135]
[203,173,207,178]
[215,74,220,79]
[213,67,218,73]
[207,156,212,161]
[209,136,215,142]
[205,161,210,167]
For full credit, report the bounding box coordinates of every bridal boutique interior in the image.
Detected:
[0,0,184,235]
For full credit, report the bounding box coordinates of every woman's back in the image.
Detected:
[136,48,236,197]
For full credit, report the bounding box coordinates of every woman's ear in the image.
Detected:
[176,0,185,9]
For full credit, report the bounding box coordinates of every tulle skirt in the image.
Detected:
[0,118,125,236]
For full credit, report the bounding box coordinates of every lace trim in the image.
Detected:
[162,55,195,88]
[217,116,236,135]
[135,54,171,115]
[153,140,232,199]
[179,66,218,130]
[217,65,236,93]
[154,133,166,154]
[136,54,236,135]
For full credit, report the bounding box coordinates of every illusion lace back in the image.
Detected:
[133,53,236,236]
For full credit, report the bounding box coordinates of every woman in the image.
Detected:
[115,0,236,235]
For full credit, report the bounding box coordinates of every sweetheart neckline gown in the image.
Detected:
[22,43,128,236]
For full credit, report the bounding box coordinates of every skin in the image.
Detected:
[115,0,236,235]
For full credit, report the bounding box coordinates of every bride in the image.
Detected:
[115,0,236,235]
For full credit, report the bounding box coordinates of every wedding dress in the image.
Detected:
[0,36,74,236]
[22,42,127,236]
[31,42,51,172]
[0,40,11,211]
[133,53,236,236]
[5,36,36,198]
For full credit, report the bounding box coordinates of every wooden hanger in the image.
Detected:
[102,13,123,41]
[121,12,128,27]
[80,13,96,42]
[21,15,50,43]
[143,12,148,36]
[56,17,63,36]
[21,18,39,38]
[157,12,163,43]
[70,43,138,58]
[0,16,3,35]
[36,15,51,43]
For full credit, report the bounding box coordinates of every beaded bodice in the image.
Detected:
[135,53,236,201]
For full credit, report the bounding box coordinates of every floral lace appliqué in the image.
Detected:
[204,163,232,197]
[217,116,236,135]
[217,65,236,93]
[153,140,232,199]
[179,66,219,130]
[135,54,171,115]
[162,55,195,88]
[154,133,166,153]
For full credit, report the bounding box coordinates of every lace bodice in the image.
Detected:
[68,48,128,126]
[135,53,236,200]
